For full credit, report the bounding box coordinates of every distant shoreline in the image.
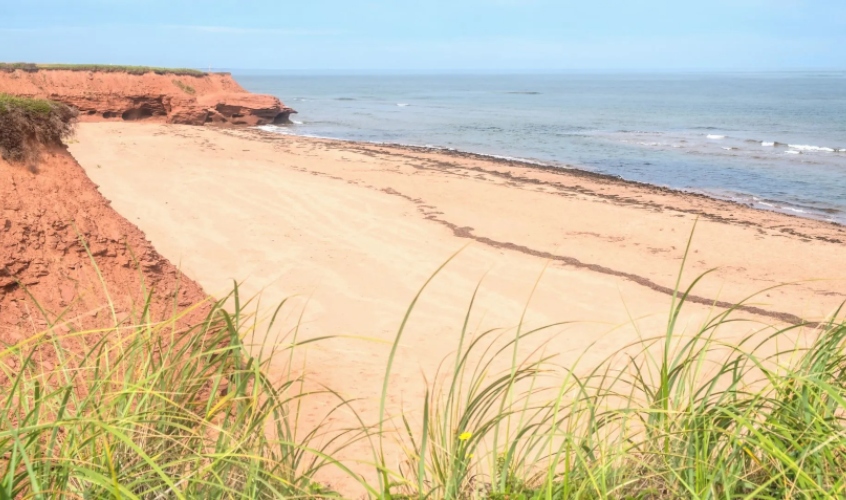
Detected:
[251,125,846,229]
[239,71,846,226]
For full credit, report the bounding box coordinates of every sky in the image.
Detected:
[1,0,844,72]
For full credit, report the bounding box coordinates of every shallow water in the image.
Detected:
[235,72,846,223]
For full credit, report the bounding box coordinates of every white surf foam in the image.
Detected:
[707,134,725,139]
[397,103,410,107]
[722,147,736,151]
[254,125,338,141]
[291,120,304,125]
[785,150,801,155]
[784,207,807,214]
[788,144,835,152]
[256,125,293,135]
[761,141,775,147]
[481,153,550,166]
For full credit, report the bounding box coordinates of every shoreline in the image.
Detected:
[254,125,846,227]
[367,142,846,228]
[253,130,843,328]
[248,126,846,244]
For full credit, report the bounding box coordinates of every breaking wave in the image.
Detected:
[788,144,836,152]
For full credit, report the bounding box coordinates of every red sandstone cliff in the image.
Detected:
[0,145,209,338]
[0,69,295,126]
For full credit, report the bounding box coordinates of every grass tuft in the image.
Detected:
[0,94,77,163]
[172,79,197,95]
[0,285,366,499]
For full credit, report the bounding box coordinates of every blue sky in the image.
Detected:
[1,0,844,71]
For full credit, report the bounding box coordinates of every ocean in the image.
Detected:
[235,72,846,224]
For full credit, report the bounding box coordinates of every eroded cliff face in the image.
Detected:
[0,146,209,339]
[0,69,296,126]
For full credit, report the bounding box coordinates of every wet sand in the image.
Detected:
[68,121,846,488]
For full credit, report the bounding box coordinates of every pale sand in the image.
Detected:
[69,122,846,487]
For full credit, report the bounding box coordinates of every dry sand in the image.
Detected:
[68,121,846,486]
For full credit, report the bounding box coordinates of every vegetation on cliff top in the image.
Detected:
[0,94,77,162]
[0,62,208,77]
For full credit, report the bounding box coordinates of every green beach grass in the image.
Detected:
[0,94,76,162]
[0,94,57,115]
[172,79,197,95]
[0,63,207,77]
[2,243,846,499]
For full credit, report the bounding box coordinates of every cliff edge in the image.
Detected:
[0,95,208,338]
[0,64,296,126]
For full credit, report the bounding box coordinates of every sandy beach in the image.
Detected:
[67,122,846,484]
[67,121,843,380]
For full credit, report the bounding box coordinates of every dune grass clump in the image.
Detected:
[0,63,207,77]
[0,94,77,162]
[385,285,846,499]
[0,287,360,499]
[2,246,846,498]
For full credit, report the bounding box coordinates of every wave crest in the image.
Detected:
[788,144,836,152]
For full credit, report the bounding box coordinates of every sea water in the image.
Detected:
[235,72,846,223]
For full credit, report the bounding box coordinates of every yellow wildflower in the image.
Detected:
[459,431,472,441]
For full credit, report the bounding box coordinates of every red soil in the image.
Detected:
[0,69,295,126]
[0,146,209,343]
